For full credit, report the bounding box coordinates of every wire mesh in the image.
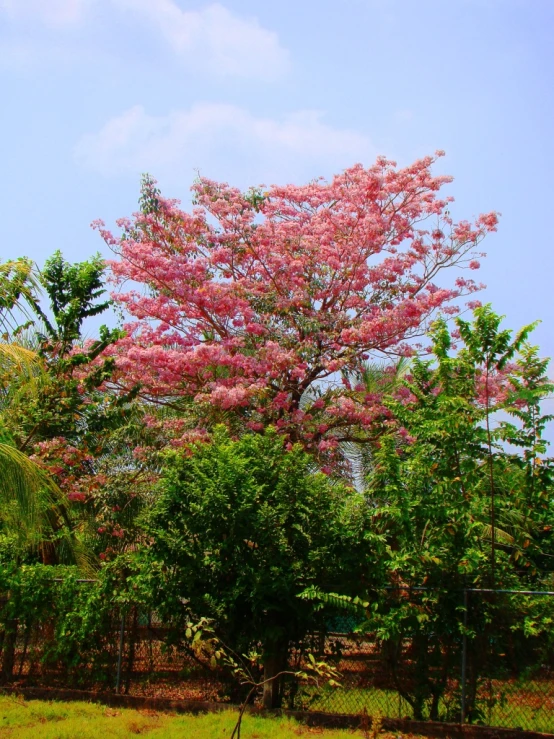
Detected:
[290,588,554,732]
[461,589,554,733]
[0,589,552,733]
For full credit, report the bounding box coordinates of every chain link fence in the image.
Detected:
[297,588,554,733]
[460,589,554,733]
[1,586,552,733]
[0,600,235,703]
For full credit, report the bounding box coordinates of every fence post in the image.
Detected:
[124,606,138,694]
[115,614,125,694]
[1,620,17,682]
[460,589,468,725]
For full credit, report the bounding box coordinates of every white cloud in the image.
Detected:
[113,1,290,79]
[74,103,375,185]
[0,0,289,80]
[0,0,90,27]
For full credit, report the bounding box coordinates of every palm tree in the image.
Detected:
[0,264,90,568]
[340,357,410,488]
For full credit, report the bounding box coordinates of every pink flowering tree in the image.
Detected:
[96,153,498,453]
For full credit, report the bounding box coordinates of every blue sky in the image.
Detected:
[1,0,553,367]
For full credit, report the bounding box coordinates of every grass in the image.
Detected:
[0,695,367,739]
[301,685,413,718]
[476,681,554,735]
[301,682,554,734]
[1,689,551,738]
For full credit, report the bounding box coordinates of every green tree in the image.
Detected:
[140,427,374,708]
[358,307,554,720]
[6,251,125,452]
[0,262,80,564]
[1,252,147,565]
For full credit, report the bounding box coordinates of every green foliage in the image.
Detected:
[138,427,373,698]
[371,307,553,590]
[0,257,43,338]
[0,343,87,566]
[0,443,72,554]
[0,252,152,565]
[0,562,133,684]
[38,251,112,352]
[4,251,126,447]
[348,306,554,720]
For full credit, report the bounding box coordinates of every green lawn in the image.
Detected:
[0,696,362,739]
[1,689,551,738]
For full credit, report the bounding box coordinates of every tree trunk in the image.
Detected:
[262,642,287,709]
[40,541,58,565]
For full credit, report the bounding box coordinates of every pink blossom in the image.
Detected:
[95,153,497,451]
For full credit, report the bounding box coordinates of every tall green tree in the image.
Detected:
[140,427,374,708]
[357,307,554,720]
[0,265,77,565]
[1,252,147,565]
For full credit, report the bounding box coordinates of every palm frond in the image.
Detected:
[475,522,515,546]
[0,258,43,338]
[0,341,45,413]
[0,443,90,570]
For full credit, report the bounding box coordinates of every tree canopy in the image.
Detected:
[96,154,497,453]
